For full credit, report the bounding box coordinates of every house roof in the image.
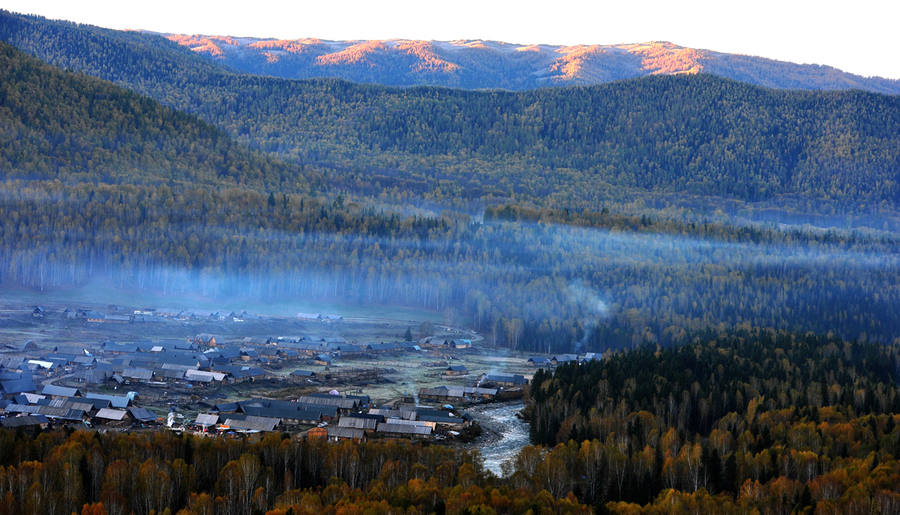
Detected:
[123,368,153,380]
[129,407,157,422]
[194,413,219,427]
[104,343,139,353]
[0,415,49,428]
[133,315,164,323]
[377,423,432,435]
[196,333,224,344]
[346,412,383,421]
[417,413,464,425]
[21,392,45,404]
[41,385,80,397]
[368,408,403,419]
[184,370,226,382]
[1,379,37,395]
[240,406,323,422]
[338,417,378,430]
[95,408,129,421]
[484,373,528,385]
[327,427,367,439]
[223,416,280,432]
[5,404,85,421]
[157,369,185,379]
[295,395,359,410]
[39,398,95,412]
[157,356,201,367]
[63,396,111,409]
[217,348,242,359]
[54,345,90,355]
[85,393,131,408]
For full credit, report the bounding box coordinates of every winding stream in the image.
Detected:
[466,402,530,476]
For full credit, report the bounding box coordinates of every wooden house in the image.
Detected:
[444,365,468,376]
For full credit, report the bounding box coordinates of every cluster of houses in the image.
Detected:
[186,393,369,433]
[271,336,421,359]
[295,313,344,323]
[75,340,271,387]
[183,393,471,442]
[54,306,269,324]
[322,405,471,442]
[526,352,602,367]
[431,339,472,350]
[0,331,430,399]
[0,384,157,431]
[419,373,530,404]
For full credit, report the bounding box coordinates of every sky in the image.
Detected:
[4,0,899,80]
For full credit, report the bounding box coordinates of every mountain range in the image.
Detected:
[2,10,900,351]
[161,33,900,94]
[2,9,900,224]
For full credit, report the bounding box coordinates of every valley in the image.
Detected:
[1,8,900,515]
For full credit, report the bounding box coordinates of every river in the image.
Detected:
[464,402,530,476]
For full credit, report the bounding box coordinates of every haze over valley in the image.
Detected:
[2,9,900,352]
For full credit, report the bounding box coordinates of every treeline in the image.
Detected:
[0,428,590,515]
[522,329,900,511]
[4,180,900,351]
[4,11,900,218]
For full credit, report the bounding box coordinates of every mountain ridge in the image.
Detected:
[158,33,900,94]
[3,9,896,95]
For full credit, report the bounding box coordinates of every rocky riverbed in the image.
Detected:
[462,401,530,476]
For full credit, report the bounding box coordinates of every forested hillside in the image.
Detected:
[524,329,900,513]
[3,10,900,223]
[0,42,308,192]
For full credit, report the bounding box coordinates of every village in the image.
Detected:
[0,304,602,444]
